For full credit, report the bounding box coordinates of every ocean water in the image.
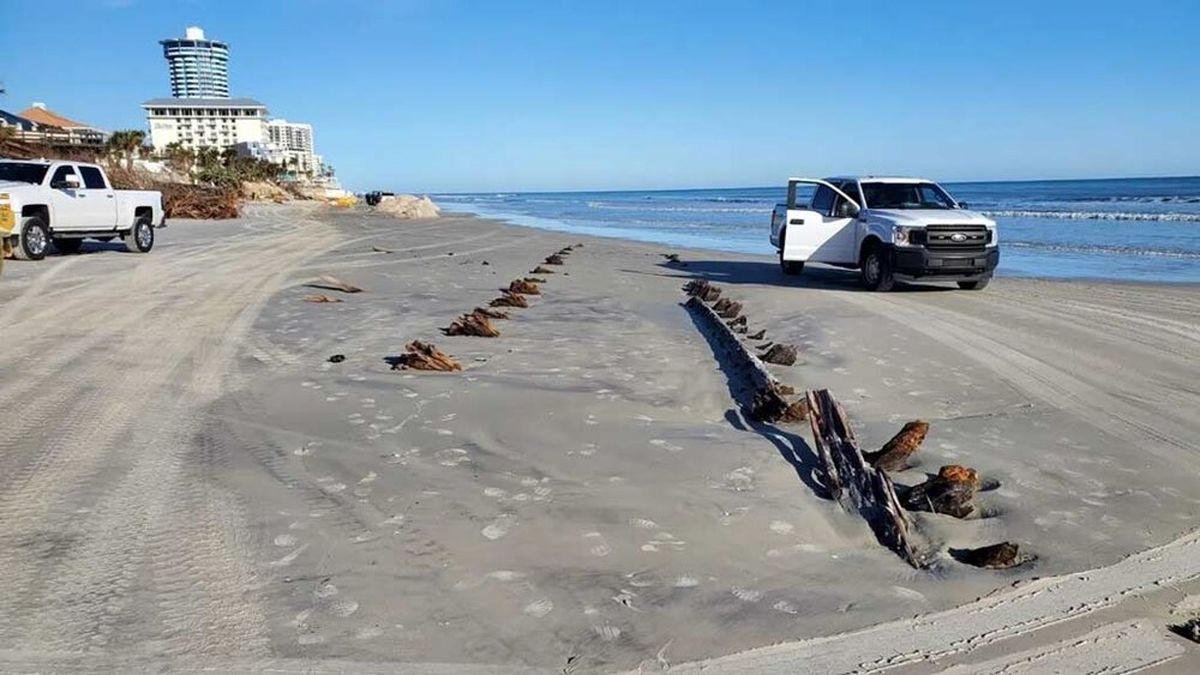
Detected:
[434,176,1200,284]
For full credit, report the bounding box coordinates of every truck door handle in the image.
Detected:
[106,194,114,198]
[789,218,805,225]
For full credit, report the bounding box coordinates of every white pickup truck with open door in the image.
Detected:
[770,177,999,290]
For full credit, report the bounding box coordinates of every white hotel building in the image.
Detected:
[142,97,269,151]
[142,26,324,177]
[267,120,318,175]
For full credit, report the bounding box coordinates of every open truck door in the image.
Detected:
[774,178,860,273]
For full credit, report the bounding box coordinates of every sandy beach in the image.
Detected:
[0,203,1197,673]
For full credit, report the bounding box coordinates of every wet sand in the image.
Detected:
[0,203,1196,672]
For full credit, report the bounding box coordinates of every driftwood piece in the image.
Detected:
[388,341,462,372]
[544,254,565,265]
[902,465,981,518]
[473,307,509,320]
[747,329,766,340]
[712,298,743,319]
[525,277,546,283]
[684,295,802,425]
[307,275,363,294]
[806,389,923,567]
[508,279,541,295]
[303,294,342,303]
[951,542,1022,569]
[865,421,929,471]
[531,266,555,274]
[1170,618,1200,643]
[443,313,501,337]
[490,292,529,308]
[760,343,799,366]
[683,279,722,302]
[749,390,808,423]
[372,245,393,254]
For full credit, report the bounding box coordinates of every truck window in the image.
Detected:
[0,162,50,184]
[50,165,78,188]
[832,182,861,217]
[79,166,108,190]
[811,185,835,215]
[788,183,816,208]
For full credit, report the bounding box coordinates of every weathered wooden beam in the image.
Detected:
[685,295,776,390]
[806,388,924,567]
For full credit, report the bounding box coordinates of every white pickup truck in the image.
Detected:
[0,160,164,261]
[770,177,999,290]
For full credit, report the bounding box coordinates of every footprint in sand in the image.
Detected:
[721,467,755,492]
[485,570,525,582]
[482,515,516,540]
[773,600,799,614]
[314,580,338,598]
[274,534,298,547]
[523,599,554,618]
[593,624,622,641]
[328,598,360,617]
[673,575,699,588]
[483,487,508,499]
[731,587,762,602]
[769,520,794,535]
[641,532,685,553]
[584,532,612,557]
[436,448,470,466]
[649,439,684,452]
[629,517,659,530]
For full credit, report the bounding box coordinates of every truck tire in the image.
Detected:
[54,237,83,254]
[860,244,895,291]
[958,277,991,291]
[778,230,804,275]
[122,216,154,253]
[14,216,49,261]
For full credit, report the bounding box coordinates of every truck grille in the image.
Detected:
[921,224,989,251]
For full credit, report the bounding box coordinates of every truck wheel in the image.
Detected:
[958,277,990,291]
[14,216,49,261]
[778,230,804,275]
[122,216,154,253]
[779,251,804,275]
[860,245,895,291]
[54,237,83,254]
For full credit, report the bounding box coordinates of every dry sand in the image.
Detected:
[0,203,1196,673]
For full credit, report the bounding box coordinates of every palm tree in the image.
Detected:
[106,129,146,171]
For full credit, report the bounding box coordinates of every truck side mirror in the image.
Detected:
[958,201,970,209]
[65,175,82,189]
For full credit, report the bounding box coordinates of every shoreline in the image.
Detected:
[442,209,1200,289]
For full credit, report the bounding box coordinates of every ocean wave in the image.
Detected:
[983,209,1200,222]
[1057,195,1200,204]
[1004,240,1200,259]
[586,201,769,214]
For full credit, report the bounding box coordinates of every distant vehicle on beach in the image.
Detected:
[0,160,164,261]
[770,177,999,290]
[364,191,395,207]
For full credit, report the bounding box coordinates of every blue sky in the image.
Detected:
[4,0,1199,192]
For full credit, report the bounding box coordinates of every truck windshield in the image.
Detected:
[861,182,956,209]
[0,162,51,185]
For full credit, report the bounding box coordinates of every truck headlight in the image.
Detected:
[893,225,920,246]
